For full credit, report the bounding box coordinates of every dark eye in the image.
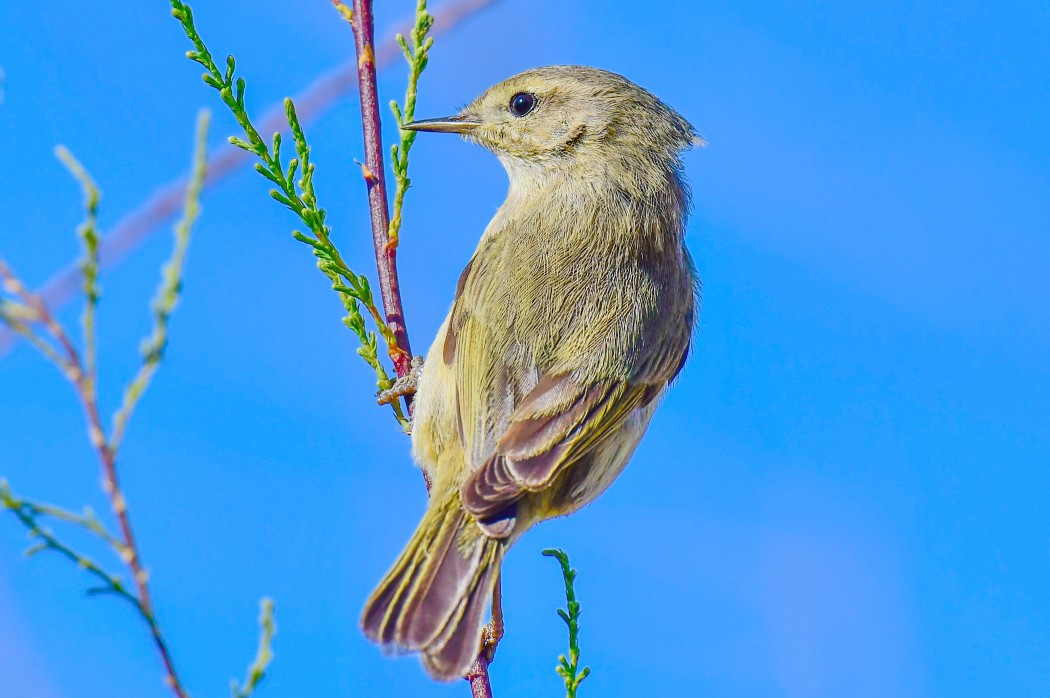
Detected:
[508,92,537,117]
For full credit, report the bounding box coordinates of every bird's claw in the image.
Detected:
[377,355,424,405]
[479,616,504,663]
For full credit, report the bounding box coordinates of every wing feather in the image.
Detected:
[460,374,665,518]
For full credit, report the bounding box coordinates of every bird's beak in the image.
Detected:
[401,115,480,134]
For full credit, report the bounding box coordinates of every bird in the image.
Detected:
[361,65,702,681]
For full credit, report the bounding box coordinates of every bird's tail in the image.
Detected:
[361,497,504,681]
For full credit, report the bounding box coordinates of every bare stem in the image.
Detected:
[467,656,495,698]
[349,0,413,380]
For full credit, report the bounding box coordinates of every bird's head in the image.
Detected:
[403,65,702,183]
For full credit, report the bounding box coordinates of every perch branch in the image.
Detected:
[342,0,498,693]
[348,0,413,379]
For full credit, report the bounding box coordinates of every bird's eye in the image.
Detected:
[508,92,537,117]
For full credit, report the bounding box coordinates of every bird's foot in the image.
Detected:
[377,355,424,406]
[479,619,504,663]
[480,581,504,662]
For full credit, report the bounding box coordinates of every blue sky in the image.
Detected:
[1,1,1048,696]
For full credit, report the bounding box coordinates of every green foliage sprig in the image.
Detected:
[169,0,410,428]
[112,105,208,452]
[387,0,435,249]
[231,598,277,698]
[543,548,591,698]
[0,481,134,602]
[55,146,102,388]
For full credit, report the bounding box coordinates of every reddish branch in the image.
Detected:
[349,0,413,378]
[468,662,495,698]
[344,1,497,695]
[0,260,188,698]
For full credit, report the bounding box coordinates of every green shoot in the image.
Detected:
[387,0,435,249]
[231,598,277,698]
[169,0,410,427]
[543,548,592,698]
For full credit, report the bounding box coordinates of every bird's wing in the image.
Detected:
[444,216,692,526]
[459,372,668,521]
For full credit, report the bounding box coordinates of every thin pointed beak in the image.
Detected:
[401,115,480,134]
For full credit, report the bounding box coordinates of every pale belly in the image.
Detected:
[409,316,461,490]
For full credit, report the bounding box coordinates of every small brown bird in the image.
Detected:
[361,65,701,680]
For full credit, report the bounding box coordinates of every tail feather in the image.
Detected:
[361,526,431,646]
[361,499,504,681]
[422,554,499,679]
[397,503,478,648]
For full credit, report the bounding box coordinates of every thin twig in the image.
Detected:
[0,483,140,611]
[19,498,126,554]
[230,598,277,698]
[0,299,69,368]
[111,110,210,451]
[0,0,499,361]
[349,0,413,380]
[55,147,101,392]
[542,549,591,698]
[387,0,435,251]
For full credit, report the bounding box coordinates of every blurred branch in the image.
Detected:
[542,549,591,698]
[0,111,213,698]
[55,146,101,389]
[5,491,126,552]
[112,106,208,451]
[0,481,141,609]
[0,0,500,362]
[231,598,277,698]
